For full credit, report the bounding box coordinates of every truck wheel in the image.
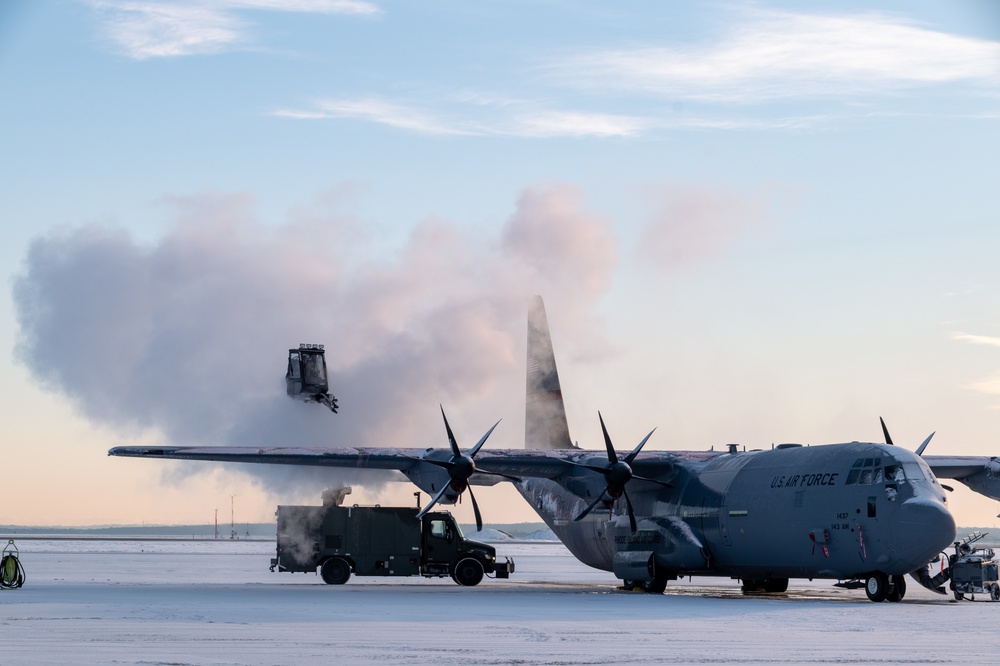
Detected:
[991,584,999,602]
[452,557,485,587]
[320,558,351,585]
[865,572,889,602]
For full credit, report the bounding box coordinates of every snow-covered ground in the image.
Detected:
[1,539,996,665]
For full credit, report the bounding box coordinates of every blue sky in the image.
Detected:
[2,0,1000,527]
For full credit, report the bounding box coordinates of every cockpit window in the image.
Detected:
[846,458,892,485]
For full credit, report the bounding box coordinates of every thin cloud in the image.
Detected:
[511,110,647,138]
[87,0,380,60]
[952,333,1000,406]
[275,98,477,136]
[224,0,379,14]
[275,97,646,138]
[548,9,1000,103]
[952,332,1000,347]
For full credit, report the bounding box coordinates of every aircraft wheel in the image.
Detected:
[740,579,762,594]
[320,557,351,585]
[763,578,788,593]
[865,572,889,602]
[643,572,669,594]
[452,557,485,587]
[886,575,906,602]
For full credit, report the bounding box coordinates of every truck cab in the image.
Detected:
[420,511,501,585]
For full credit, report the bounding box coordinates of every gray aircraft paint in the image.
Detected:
[513,296,954,581]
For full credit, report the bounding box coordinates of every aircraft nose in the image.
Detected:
[891,497,956,571]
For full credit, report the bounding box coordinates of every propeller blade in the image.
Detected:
[468,419,501,458]
[632,473,674,489]
[622,487,637,533]
[565,460,618,475]
[624,429,657,464]
[468,486,483,532]
[574,491,607,522]
[880,417,894,447]
[475,469,523,483]
[441,405,461,457]
[417,458,454,471]
[417,483,452,520]
[598,412,618,465]
[916,432,936,456]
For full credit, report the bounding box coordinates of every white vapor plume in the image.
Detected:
[13,184,616,497]
[637,183,769,271]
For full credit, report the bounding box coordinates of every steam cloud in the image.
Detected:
[13,184,616,499]
[638,183,769,270]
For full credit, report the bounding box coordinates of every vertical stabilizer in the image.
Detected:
[526,296,575,450]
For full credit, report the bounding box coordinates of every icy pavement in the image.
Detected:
[0,539,996,665]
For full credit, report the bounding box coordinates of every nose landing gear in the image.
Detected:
[865,572,907,602]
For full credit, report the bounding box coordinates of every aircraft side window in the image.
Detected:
[884,465,903,482]
[873,468,884,484]
[846,469,860,485]
[859,469,873,485]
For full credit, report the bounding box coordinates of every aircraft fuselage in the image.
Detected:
[518,441,955,583]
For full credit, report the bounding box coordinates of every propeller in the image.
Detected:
[415,406,502,532]
[571,413,671,533]
[880,417,894,446]
[880,418,949,489]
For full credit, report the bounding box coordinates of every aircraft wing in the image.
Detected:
[108,445,431,470]
[924,455,1000,502]
[107,445,682,483]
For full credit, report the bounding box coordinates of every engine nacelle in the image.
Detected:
[401,453,462,505]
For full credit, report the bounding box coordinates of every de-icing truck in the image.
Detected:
[270,490,513,586]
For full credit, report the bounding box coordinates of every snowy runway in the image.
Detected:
[1,539,995,665]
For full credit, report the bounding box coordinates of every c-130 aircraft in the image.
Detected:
[110,297,1000,602]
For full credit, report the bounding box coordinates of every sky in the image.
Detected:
[2,0,1000,528]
